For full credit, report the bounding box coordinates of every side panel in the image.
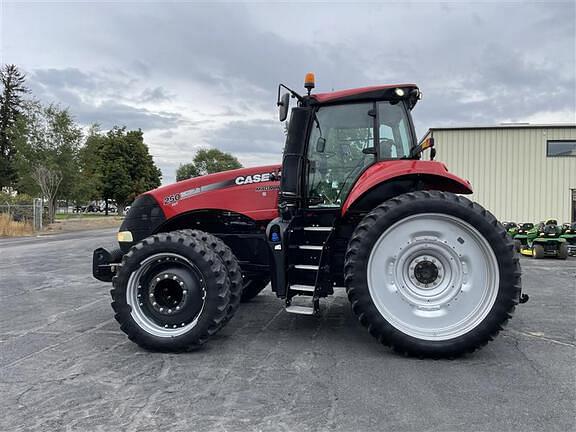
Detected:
[148,165,281,222]
[341,160,473,215]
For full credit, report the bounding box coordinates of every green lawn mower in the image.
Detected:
[512,222,534,252]
[520,219,568,259]
[502,221,518,236]
[560,222,576,256]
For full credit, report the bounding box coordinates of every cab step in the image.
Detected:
[294,264,319,271]
[297,245,323,250]
[286,305,315,315]
[290,284,315,292]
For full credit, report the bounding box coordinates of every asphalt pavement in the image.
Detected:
[0,229,575,432]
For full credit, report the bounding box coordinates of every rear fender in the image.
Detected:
[342,160,473,215]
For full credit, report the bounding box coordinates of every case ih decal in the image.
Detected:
[234,172,276,185]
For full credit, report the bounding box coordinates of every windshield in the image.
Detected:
[306,101,415,207]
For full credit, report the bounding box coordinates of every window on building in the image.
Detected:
[547,140,576,157]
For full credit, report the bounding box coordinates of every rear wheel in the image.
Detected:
[241,278,270,302]
[513,239,522,252]
[533,244,545,259]
[345,191,521,358]
[558,243,568,260]
[111,231,230,352]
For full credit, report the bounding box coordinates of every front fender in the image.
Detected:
[342,160,472,216]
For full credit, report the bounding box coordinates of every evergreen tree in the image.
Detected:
[0,64,28,189]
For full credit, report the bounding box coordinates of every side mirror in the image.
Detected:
[316,137,326,153]
[409,137,435,159]
[278,93,290,122]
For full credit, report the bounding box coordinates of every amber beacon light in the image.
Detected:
[304,72,315,94]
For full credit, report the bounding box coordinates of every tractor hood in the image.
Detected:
[117,164,281,252]
[148,164,282,221]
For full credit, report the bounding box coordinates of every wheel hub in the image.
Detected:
[148,273,187,315]
[412,258,440,286]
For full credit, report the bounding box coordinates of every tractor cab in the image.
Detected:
[267,74,457,313]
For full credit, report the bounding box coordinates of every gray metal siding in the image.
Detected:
[430,127,576,222]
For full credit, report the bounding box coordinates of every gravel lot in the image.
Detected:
[1,229,575,432]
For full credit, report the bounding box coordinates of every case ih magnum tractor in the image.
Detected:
[93,74,526,358]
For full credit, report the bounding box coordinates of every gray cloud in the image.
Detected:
[206,119,286,155]
[3,1,575,183]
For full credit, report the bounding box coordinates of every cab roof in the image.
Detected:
[309,84,419,105]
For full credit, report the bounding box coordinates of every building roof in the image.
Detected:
[426,123,575,132]
[420,123,576,143]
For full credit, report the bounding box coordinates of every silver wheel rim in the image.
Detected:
[367,213,499,341]
[127,253,206,338]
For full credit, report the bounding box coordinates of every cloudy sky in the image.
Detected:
[1,0,575,183]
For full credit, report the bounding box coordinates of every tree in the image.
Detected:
[15,101,83,211]
[176,162,199,181]
[193,148,242,175]
[32,165,62,223]
[73,124,105,204]
[0,64,28,189]
[175,148,242,180]
[99,127,161,214]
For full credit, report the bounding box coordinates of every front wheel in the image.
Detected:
[345,191,521,358]
[111,232,231,352]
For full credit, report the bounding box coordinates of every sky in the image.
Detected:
[1,0,575,184]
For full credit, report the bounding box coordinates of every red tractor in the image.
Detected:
[93,74,526,358]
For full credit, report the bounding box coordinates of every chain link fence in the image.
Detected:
[0,199,44,232]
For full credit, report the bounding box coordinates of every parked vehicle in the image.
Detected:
[92,75,527,358]
[560,222,576,256]
[512,222,534,251]
[520,219,568,259]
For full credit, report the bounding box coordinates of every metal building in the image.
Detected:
[421,124,576,223]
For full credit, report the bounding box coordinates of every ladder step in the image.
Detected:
[286,305,315,315]
[290,284,315,292]
[303,226,332,232]
[297,245,323,250]
[294,264,319,271]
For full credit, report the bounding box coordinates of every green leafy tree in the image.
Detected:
[175,148,242,180]
[193,148,242,175]
[0,64,28,189]
[13,101,83,221]
[176,162,199,181]
[99,127,161,214]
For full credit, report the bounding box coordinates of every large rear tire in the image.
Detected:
[111,231,231,352]
[344,191,521,358]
